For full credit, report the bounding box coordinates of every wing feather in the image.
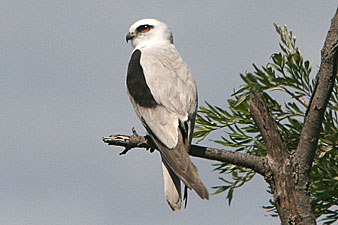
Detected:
[137,44,197,148]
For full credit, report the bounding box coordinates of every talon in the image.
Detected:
[132,127,138,136]
[119,148,130,155]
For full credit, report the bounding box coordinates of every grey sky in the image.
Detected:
[1,1,336,225]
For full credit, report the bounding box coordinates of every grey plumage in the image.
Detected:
[126,18,209,210]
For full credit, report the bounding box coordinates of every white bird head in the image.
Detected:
[126,18,173,48]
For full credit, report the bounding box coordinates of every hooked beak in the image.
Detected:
[126,32,135,43]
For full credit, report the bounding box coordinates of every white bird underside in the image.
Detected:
[126,18,209,210]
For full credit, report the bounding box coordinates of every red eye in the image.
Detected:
[143,26,150,32]
[137,25,153,33]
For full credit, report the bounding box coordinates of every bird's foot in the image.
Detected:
[119,147,131,155]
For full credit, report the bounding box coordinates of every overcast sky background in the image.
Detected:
[1,1,337,225]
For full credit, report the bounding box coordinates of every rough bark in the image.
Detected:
[250,91,306,224]
[293,8,338,225]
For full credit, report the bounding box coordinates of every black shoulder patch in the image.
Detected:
[127,50,157,108]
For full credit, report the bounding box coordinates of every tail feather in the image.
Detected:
[161,160,181,211]
[154,130,209,202]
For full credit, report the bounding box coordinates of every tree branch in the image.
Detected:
[102,131,268,176]
[291,8,338,225]
[296,8,338,176]
[249,89,302,224]
[249,90,289,162]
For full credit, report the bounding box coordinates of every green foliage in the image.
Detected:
[195,24,338,224]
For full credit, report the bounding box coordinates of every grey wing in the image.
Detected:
[138,45,198,149]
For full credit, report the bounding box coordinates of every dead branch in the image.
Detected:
[102,130,268,176]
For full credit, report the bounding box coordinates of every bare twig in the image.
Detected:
[103,131,268,176]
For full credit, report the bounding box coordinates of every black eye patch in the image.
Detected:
[136,24,154,33]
